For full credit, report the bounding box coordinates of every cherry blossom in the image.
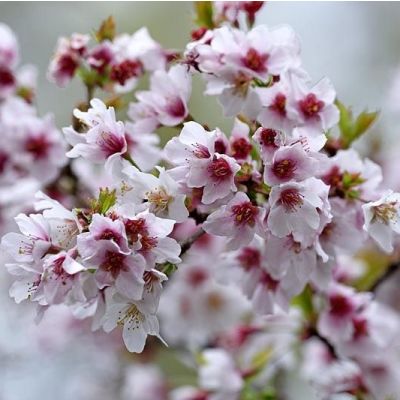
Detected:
[362,190,400,252]
[0,23,19,68]
[64,98,128,173]
[121,165,189,222]
[129,65,191,130]
[165,121,241,204]
[101,289,165,353]
[267,177,331,244]
[287,75,339,131]
[203,192,266,249]
[2,8,400,398]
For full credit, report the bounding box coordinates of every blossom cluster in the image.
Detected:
[0,23,66,235]
[48,19,173,93]
[2,3,400,399]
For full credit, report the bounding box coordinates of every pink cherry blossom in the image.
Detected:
[263,142,318,186]
[122,210,181,269]
[1,213,52,263]
[77,214,130,259]
[47,33,89,87]
[287,75,339,131]
[267,177,331,244]
[129,65,191,129]
[165,121,240,204]
[101,289,165,353]
[252,126,285,163]
[317,283,371,343]
[0,23,19,68]
[122,165,189,222]
[362,190,400,253]
[88,240,145,300]
[203,192,266,250]
[64,99,127,173]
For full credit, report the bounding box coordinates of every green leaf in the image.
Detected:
[194,2,214,29]
[77,66,99,87]
[291,285,314,320]
[95,16,116,42]
[91,188,117,215]
[250,347,273,372]
[160,262,177,277]
[336,99,379,148]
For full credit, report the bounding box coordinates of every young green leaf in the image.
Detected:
[336,99,379,148]
[194,2,214,29]
[95,16,116,42]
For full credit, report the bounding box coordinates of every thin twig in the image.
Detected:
[123,153,142,171]
[308,327,339,359]
[180,228,205,255]
[370,261,400,292]
[86,84,94,105]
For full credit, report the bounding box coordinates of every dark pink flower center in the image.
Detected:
[260,270,279,291]
[272,158,297,180]
[259,128,280,149]
[231,137,252,159]
[140,235,158,251]
[97,131,126,157]
[243,48,268,73]
[231,201,258,226]
[0,67,15,87]
[214,139,227,154]
[352,317,369,340]
[166,97,186,118]
[0,151,9,174]
[269,93,287,117]
[97,228,121,243]
[191,27,208,41]
[125,218,148,243]
[88,46,113,72]
[279,188,303,212]
[241,1,264,15]
[329,293,354,316]
[52,256,67,276]
[101,251,125,278]
[208,157,232,179]
[25,134,51,160]
[186,267,209,287]
[110,59,143,85]
[299,93,324,118]
[237,247,261,270]
[58,53,78,77]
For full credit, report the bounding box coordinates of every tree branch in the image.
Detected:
[370,261,400,292]
[180,228,205,255]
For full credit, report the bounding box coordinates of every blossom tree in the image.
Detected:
[1,2,400,399]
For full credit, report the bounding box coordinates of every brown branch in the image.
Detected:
[370,261,400,292]
[180,228,205,255]
[308,327,339,359]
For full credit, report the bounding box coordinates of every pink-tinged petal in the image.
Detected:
[152,237,181,264]
[116,267,145,300]
[123,318,148,353]
[187,159,210,188]
[63,256,86,274]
